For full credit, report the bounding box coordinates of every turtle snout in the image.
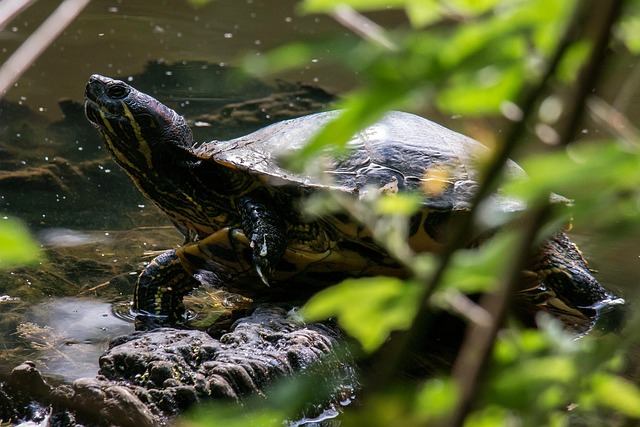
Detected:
[85,74,131,102]
[85,74,108,103]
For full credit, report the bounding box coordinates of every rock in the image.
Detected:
[62,377,157,427]
[8,361,52,397]
[0,305,353,426]
[99,306,347,405]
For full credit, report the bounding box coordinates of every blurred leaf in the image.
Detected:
[465,406,511,427]
[181,405,284,427]
[243,38,356,77]
[618,2,640,53]
[591,373,640,418]
[375,193,422,216]
[406,0,501,28]
[284,86,415,170]
[404,0,442,28]
[415,378,458,420]
[302,276,421,352]
[503,141,640,231]
[437,65,523,114]
[493,328,551,364]
[185,0,214,7]
[301,0,407,13]
[490,356,576,410]
[0,217,40,269]
[439,232,516,294]
[556,40,590,82]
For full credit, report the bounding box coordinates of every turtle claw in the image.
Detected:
[250,236,273,286]
[255,264,271,287]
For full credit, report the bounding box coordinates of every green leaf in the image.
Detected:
[185,0,214,7]
[375,193,422,216]
[490,356,576,410]
[405,0,442,28]
[300,0,407,14]
[618,2,640,53]
[591,373,640,418]
[557,40,591,82]
[437,65,523,114]
[415,378,458,420]
[465,406,511,427]
[302,276,421,352]
[185,405,284,427]
[243,38,356,77]
[0,217,41,269]
[503,141,640,231]
[284,86,414,171]
[439,232,516,294]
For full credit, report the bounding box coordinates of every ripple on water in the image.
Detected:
[23,297,133,382]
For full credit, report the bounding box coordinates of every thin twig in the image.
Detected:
[330,4,398,51]
[448,206,549,427]
[587,96,640,148]
[79,281,112,295]
[0,0,37,31]
[555,0,626,146]
[0,0,90,98]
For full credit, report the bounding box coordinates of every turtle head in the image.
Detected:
[84,74,193,174]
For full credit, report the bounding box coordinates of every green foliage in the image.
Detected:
[187,0,640,426]
[440,232,516,294]
[251,0,582,167]
[470,315,640,425]
[0,217,40,269]
[303,276,422,352]
[504,141,640,231]
[414,378,459,420]
[590,373,640,417]
[185,0,214,7]
[619,1,640,53]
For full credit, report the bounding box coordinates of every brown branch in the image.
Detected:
[447,206,549,427]
[446,1,626,425]
[556,0,627,146]
[367,0,592,390]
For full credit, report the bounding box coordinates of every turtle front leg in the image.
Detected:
[238,195,287,285]
[133,227,253,328]
[133,249,200,327]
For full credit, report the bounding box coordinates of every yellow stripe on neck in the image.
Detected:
[122,102,154,171]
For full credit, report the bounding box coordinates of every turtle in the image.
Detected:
[84,74,623,329]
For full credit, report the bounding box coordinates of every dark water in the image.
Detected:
[0,0,639,385]
[2,0,397,120]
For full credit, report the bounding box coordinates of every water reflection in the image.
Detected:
[23,297,132,381]
[37,227,110,247]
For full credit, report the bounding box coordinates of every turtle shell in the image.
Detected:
[196,110,525,213]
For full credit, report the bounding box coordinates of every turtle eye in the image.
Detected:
[106,84,129,99]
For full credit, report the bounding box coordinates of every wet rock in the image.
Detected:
[0,305,352,426]
[99,306,345,404]
[66,378,157,427]
[0,386,19,424]
[8,361,52,397]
